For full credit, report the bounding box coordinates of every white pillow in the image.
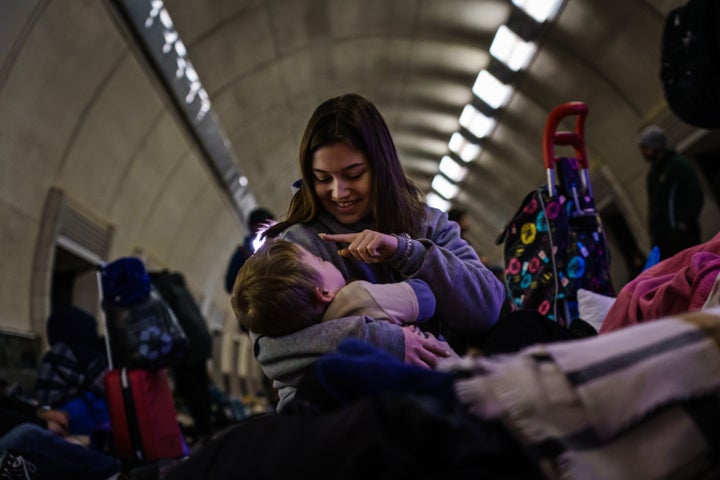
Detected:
[702,271,720,309]
[577,288,616,331]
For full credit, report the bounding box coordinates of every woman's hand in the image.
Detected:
[401,325,456,369]
[320,230,399,263]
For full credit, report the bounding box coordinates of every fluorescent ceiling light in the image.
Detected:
[426,192,451,211]
[490,25,537,71]
[512,0,563,22]
[439,155,468,183]
[472,71,512,109]
[459,104,497,139]
[448,132,481,162]
[432,174,460,200]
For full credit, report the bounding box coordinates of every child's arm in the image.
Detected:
[322,279,436,325]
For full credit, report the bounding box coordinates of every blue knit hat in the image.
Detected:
[100,256,151,306]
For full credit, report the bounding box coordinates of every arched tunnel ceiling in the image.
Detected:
[161,0,511,237]
[136,0,718,257]
[2,0,720,335]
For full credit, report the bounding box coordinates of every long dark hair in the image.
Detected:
[265,94,425,237]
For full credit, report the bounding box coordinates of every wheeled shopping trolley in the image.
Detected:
[497,102,615,326]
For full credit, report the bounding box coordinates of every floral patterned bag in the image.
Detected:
[496,103,614,327]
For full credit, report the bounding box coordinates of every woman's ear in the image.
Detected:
[314,286,336,304]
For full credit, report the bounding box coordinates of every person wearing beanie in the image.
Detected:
[638,125,704,260]
[224,207,276,294]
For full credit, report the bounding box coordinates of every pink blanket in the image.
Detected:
[600,232,720,333]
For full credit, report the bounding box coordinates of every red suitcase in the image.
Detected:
[104,367,186,460]
[96,261,187,461]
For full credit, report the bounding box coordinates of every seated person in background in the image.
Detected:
[1,386,69,438]
[1,388,121,480]
[231,238,439,337]
[0,423,121,480]
[34,305,110,437]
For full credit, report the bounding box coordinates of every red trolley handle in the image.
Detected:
[542,102,590,197]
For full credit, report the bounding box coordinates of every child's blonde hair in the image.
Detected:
[231,239,326,336]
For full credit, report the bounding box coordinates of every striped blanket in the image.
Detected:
[439,308,720,480]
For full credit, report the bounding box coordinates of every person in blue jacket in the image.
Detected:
[1,388,120,480]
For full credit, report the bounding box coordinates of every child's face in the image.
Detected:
[296,244,346,294]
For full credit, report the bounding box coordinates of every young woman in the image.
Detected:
[258,93,506,411]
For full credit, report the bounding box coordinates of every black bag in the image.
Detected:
[100,257,190,369]
[149,270,212,365]
[660,0,720,128]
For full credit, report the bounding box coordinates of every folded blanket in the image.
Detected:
[600,232,720,333]
[439,308,720,480]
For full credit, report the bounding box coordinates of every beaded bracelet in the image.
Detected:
[392,233,413,270]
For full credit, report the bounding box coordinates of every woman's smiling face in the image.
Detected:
[311,142,372,225]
